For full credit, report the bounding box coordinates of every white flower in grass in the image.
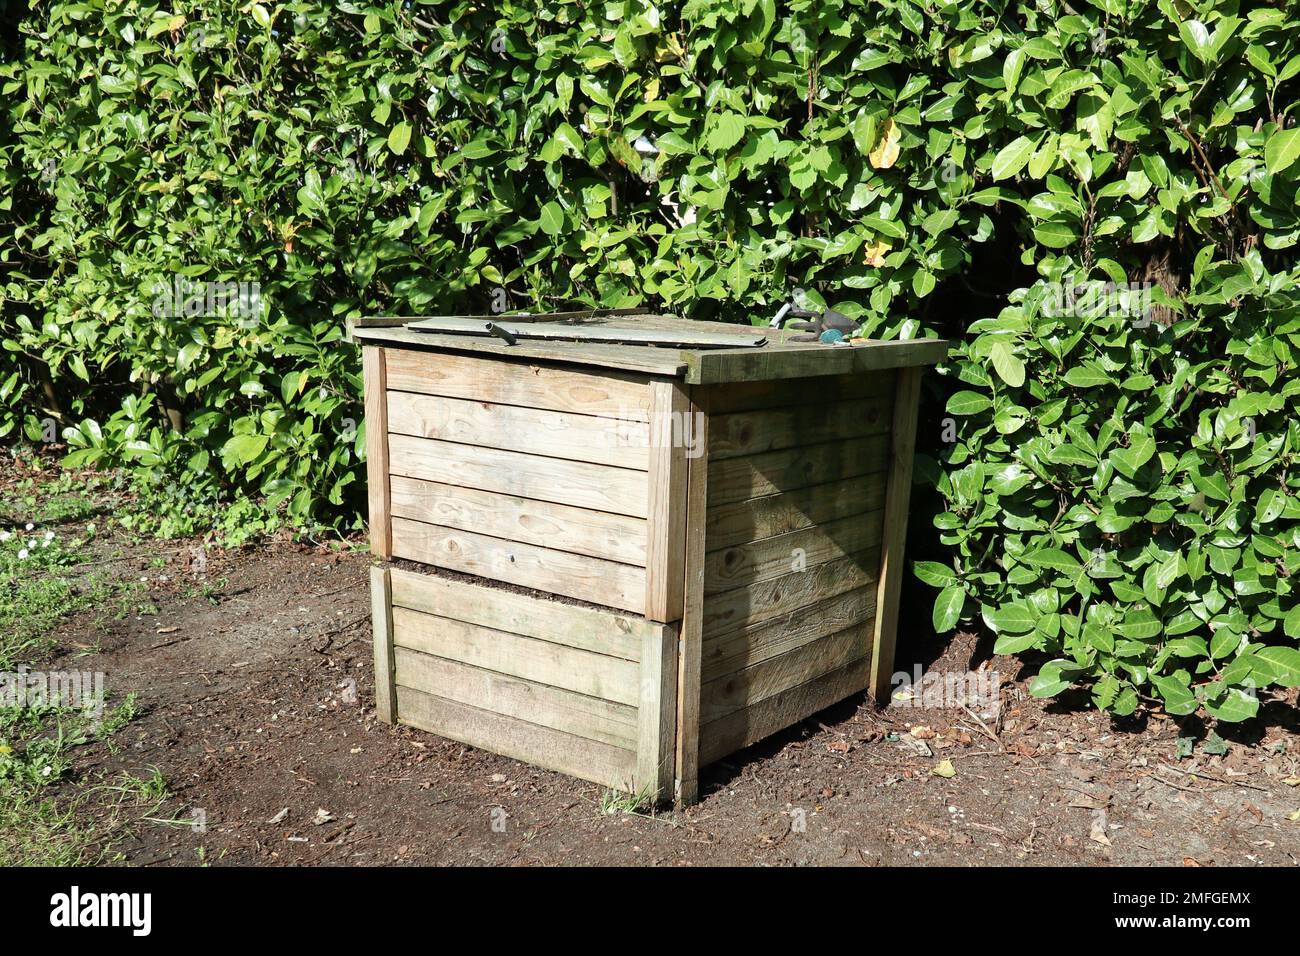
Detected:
[44,530,54,542]
[24,523,33,531]
[17,548,29,560]
[0,531,10,542]
[27,539,37,550]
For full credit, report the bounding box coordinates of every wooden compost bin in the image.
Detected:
[356,313,946,805]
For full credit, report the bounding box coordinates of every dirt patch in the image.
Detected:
[25,534,1300,866]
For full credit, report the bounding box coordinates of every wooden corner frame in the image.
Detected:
[363,345,392,560]
[870,366,923,703]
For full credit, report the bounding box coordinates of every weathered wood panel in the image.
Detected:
[700,622,870,724]
[363,347,392,559]
[387,390,648,470]
[702,548,882,638]
[637,623,678,799]
[390,476,647,566]
[392,605,640,706]
[703,510,885,594]
[397,685,637,790]
[390,517,645,613]
[702,584,876,682]
[394,646,638,750]
[370,565,396,723]
[383,347,655,419]
[707,396,892,460]
[388,433,649,518]
[707,434,890,507]
[871,366,923,702]
[675,390,708,807]
[698,655,872,765]
[705,473,887,550]
[389,567,645,661]
[644,380,689,622]
[704,372,890,415]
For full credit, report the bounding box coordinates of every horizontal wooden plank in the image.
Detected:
[396,685,638,790]
[388,433,649,518]
[704,510,885,595]
[703,373,891,415]
[389,567,646,661]
[394,647,638,750]
[702,584,876,682]
[705,473,888,551]
[700,622,871,724]
[383,344,657,416]
[406,316,769,349]
[390,476,647,567]
[356,325,687,378]
[707,435,890,507]
[392,605,640,705]
[387,390,649,470]
[698,655,871,766]
[391,517,646,613]
[685,338,949,385]
[703,547,882,638]
[708,395,892,460]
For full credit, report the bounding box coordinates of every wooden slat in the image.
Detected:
[394,646,638,749]
[387,390,649,470]
[389,567,645,661]
[392,605,640,706]
[871,366,923,702]
[705,473,887,551]
[700,622,871,724]
[391,517,645,613]
[406,316,769,349]
[644,380,689,622]
[370,565,396,723]
[685,338,949,385]
[636,623,679,800]
[390,476,647,566]
[675,390,708,807]
[707,434,890,507]
[383,345,657,417]
[356,324,688,378]
[708,395,892,460]
[363,347,391,559]
[704,510,885,594]
[702,584,876,682]
[698,655,872,765]
[704,372,891,415]
[388,433,649,518]
[396,685,637,790]
[703,547,882,638]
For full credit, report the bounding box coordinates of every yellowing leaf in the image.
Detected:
[1289,808,1300,822]
[864,240,890,267]
[869,118,901,169]
[932,759,956,778]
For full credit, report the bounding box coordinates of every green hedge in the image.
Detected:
[3,0,1300,716]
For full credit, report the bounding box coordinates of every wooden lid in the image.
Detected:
[351,312,948,385]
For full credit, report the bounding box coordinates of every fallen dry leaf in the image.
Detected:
[313,807,335,826]
[869,117,901,169]
[1089,809,1112,846]
[932,759,956,778]
[267,807,289,825]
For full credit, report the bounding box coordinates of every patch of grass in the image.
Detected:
[600,784,658,816]
[0,787,112,867]
[0,691,146,865]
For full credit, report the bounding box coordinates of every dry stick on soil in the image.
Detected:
[960,704,1003,751]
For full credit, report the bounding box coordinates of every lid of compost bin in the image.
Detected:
[350,310,947,385]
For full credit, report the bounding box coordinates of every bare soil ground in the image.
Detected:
[29,527,1300,867]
